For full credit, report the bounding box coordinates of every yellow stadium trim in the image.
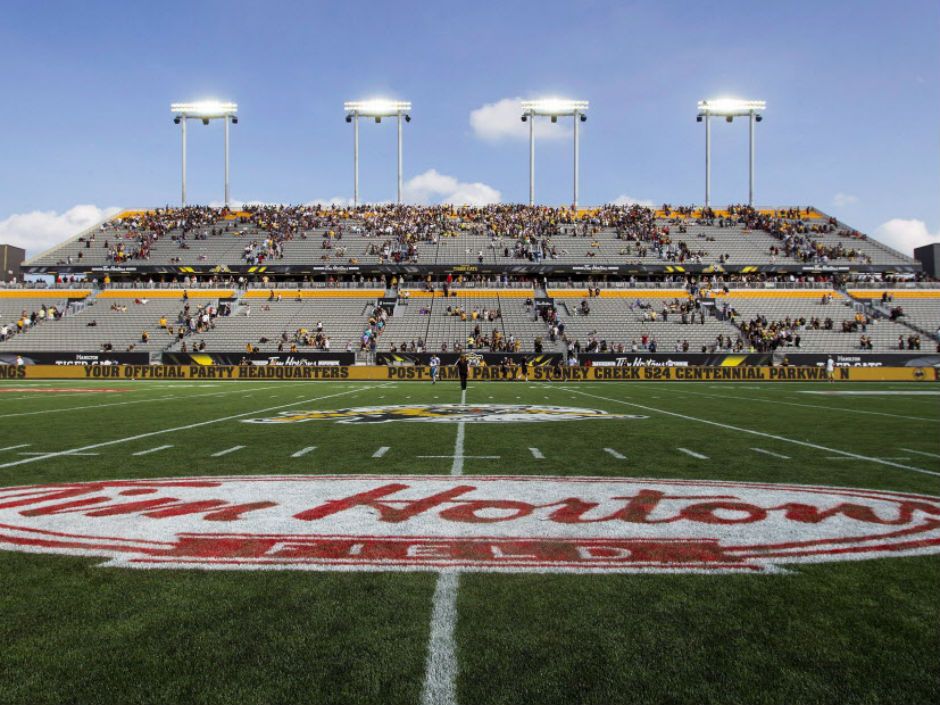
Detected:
[190,354,215,366]
[715,290,840,299]
[97,289,235,299]
[242,289,385,299]
[548,289,689,299]
[401,289,533,298]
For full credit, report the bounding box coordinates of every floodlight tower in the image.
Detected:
[344,100,412,205]
[696,99,765,208]
[520,99,589,207]
[171,101,238,208]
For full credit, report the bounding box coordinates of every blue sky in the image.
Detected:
[0,0,937,256]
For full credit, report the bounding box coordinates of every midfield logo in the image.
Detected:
[1,476,938,574]
[243,404,642,424]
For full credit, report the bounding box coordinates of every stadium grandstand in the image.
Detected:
[2,203,937,366]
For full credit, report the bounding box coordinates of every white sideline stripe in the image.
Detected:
[291,446,317,458]
[0,384,385,470]
[560,386,940,478]
[420,388,465,705]
[372,446,390,458]
[901,448,940,459]
[657,387,936,423]
[0,384,282,420]
[19,451,99,456]
[132,445,173,456]
[677,447,709,460]
[210,445,245,457]
[604,448,626,460]
[0,444,29,452]
[751,448,791,460]
[529,447,545,459]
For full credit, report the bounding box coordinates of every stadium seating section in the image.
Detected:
[25,205,913,269]
[6,205,935,359]
[2,287,937,357]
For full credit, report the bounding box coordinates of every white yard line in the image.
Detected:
[900,448,940,460]
[19,451,99,456]
[372,446,390,458]
[677,447,709,460]
[0,384,384,471]
[0,383,283,420]
[451,388,467,477]
[559,385,940,478]
[0,444,30,452]
[604,448,626,460]
[210,445,245,457]
[656,387,936,423]
[421,570,460,705]
[132,444,174,456]
[291,446,317,458]
[827,456,911,461]
[529,447,545,459]
[751,448,791,460]
[420,387,465,705]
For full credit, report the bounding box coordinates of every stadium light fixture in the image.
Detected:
[344,100,412,205]
[520,98,590,207]
[171,101,239,208]
[696,98,766,208]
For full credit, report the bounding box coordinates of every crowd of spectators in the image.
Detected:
[0,303,64,342]
[34,202,920,283]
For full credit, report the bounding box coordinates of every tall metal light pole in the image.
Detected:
[171,101,238,208]
[528,111,535,206]
[344,100,412,205]
[521,99,589,207]
[696,99,765,208]
[180,117,187,207]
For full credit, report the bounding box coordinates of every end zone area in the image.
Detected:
[0,379,937,704]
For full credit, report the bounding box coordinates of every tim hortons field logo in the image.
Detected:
[243,404,643,424]
[1,476,939,574]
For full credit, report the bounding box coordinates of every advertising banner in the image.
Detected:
[161,352,356,367]
[4,364,935,383]
[0,351,150,366]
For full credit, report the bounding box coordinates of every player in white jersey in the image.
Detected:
[429,354,441,384]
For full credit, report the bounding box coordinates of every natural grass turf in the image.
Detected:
[0,378,938,704]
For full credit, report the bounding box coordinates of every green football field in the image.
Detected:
[0,377,938,705]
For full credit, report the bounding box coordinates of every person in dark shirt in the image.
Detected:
[456,355,469,391]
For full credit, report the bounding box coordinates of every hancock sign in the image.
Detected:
[1,476,938,574]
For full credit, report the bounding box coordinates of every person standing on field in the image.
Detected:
[456,354,469,391]
[826,355,835,383]
[429,354,441,384]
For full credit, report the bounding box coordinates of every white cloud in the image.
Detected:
[610,194,656,208]
[832,193,859,207]
[402,169,501,206]
[873,219,940,256]
[0,205,121,258]
[470,97,571,142]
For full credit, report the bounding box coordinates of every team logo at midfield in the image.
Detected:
[1,476,939,574]
[243,404,642,425]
